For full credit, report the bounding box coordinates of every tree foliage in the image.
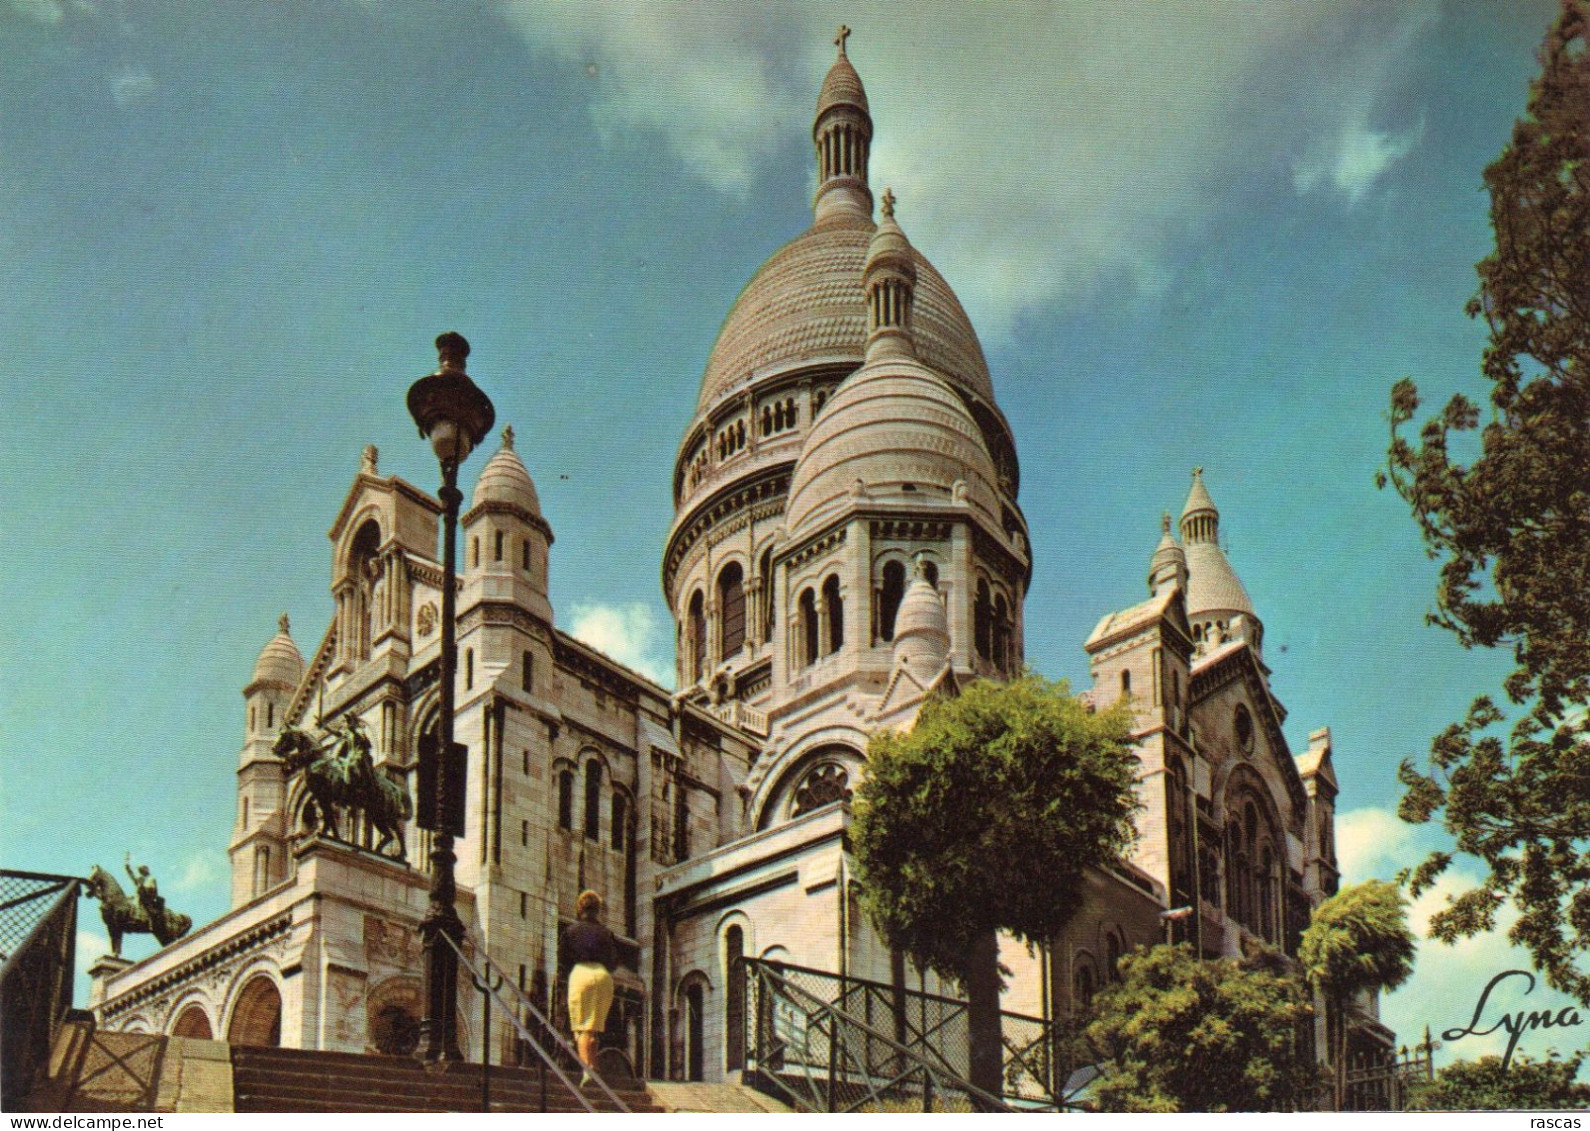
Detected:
[1380,1,1590,1001]
[1407,1052,1590,1111]
[1298,881,1416,1108]
[1085,943,1318,1112]
[1298,881,1417,1002]
[851,675,1139,980]
[850,674,1139,1096]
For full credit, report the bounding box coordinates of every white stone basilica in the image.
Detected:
[89,35,1387,1083]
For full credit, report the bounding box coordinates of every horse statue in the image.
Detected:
[275,716,412,859]
[85,864,192,955]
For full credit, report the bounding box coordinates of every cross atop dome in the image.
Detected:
[278,612,290,634]
[881,186,896,217]
[502,424,515,451]
[835,24,851,55]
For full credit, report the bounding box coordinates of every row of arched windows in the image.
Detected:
[796,575,844,667]
[974,579,1018,673]
[555,759,632,851]
[470,530,537,573]
[716,419,747,460]
[1225,793,1283,946]
[760,398,798,437]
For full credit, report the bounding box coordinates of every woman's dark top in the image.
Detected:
[565,920,618,972]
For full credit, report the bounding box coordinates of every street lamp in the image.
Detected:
[408,331,495,1062]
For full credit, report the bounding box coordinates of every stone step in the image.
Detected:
[230,1046,659,1113]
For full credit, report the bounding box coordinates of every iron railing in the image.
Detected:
[1343,1028,1436,1111]
[438,931,631,1114]
[1,870,82,1110]
[739,957,1085,1110]
[740,957,1031,1113]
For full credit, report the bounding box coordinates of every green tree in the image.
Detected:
[850,675,1138,1099]
[1298,881,1417,1109]
[1407,1052,1590,1111]
[1084,943,1318,1112]
[1379,1,1590,1002]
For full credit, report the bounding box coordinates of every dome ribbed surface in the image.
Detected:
[785,361,998,536]
[1185,542,1254,618]
[252,623,304,689]
[893,574,950,670]
[472,439,541,514]
[696,223,992,415]
[817,55,869,118]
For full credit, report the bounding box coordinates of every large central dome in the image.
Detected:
[694,216,994,417]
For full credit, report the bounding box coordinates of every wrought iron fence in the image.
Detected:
[739,957,1086,1109]
[1343,1028,1436,1111]
[741,957,1016,1112]
[1,870,82,1110]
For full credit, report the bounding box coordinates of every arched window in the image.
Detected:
[1235,703,1255,753]
[877,559,906,642]
[522,539,531,571]
[1106,933,1123,982]
[792,762,851,817]
[992,594,1010,672]
[799,588,819,666]
[1120,669,1132,697]
[823,574,843,654]
[494,530,504,561]
[688,590,706,682]
[760,547,776,639]
[1074,963,1096,1013]
[557,768,574,830]
[464,649,474,689]
[347,519,382,662]
[584,761,603,841]
[471,536,480,568]
[975,580,992,660]
[682,980,706,1082]
[725,925,746,1070]
[719,562,746,659]
[611,791,627,851]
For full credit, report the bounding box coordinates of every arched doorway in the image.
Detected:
[228,976,282,1047]
[683,981,705,1082]
[724,925,745,1072]
[171,1004,213,1039]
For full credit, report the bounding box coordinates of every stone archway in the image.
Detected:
[228,976,282,1047]
[171,1004,213,1039]
[366,978,423,1056]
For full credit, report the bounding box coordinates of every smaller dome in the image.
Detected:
[785,361,999,536]
[471,425,541,514]
[251,614,304,690]
[893,559,949,671]
[816,32,869,120]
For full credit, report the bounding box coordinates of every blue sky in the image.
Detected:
[0,0,1573,1065]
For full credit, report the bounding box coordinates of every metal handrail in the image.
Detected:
[750,956,1077,1107]
[0,871,81,1111]
[744,958,1014,1113]
[437,931,630,1114]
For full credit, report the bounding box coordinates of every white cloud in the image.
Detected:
[76,928,111,975]
[566,600,673,687]
[8,0,65,23]
[1293,117,1425,205]
[110,65,156,108]
[493,0,1435,336]
[173,851,222,893]
[1337,806,1585,1066]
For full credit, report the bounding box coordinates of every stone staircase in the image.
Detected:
[230,1046,663,1113]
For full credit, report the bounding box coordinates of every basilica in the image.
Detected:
[87,34,1390,1086]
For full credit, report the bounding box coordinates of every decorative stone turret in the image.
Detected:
[1179,468,1260,655]
[1148,512,1188,597]
[863,189,917,363]
[813,25,874,225]
[232,614,302,907]
[892,556,950,672]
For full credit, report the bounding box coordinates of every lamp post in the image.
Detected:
[408,331,495,1062]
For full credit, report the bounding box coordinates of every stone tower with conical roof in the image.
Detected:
[230,614,304,906]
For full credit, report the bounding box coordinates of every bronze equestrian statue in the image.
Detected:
[85,862,192,955]
[275,715,412,859]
